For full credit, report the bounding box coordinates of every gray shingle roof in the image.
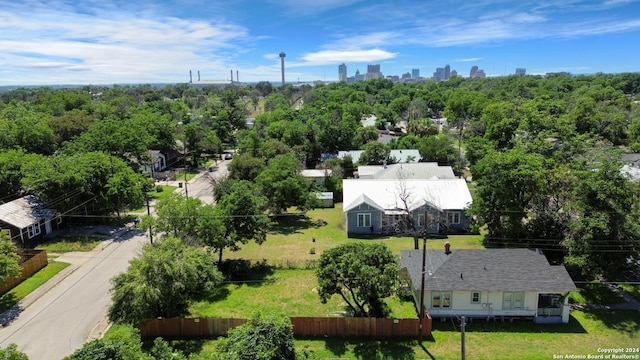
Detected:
[400,248,577,293]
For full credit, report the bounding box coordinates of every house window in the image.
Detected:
[447,211,460,224]
[471,291,481,304]
[28,223,41,239]
[432,292,452,308]
[357,213,371,227]
[417,213,425,227]
[503,292,524,310]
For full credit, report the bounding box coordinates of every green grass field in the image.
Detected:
[0,261,70,313]
[34,236,101,253]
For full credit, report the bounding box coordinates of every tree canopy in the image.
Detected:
[316,242,398,317]
[108,237,223,325]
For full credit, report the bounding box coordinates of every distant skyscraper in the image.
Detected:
[444,64,451,80]
[470,66,479,78]
[451,70,457,78]
[412,68,419,79]
[339,63,347,82]
[434,67,445,81]
[516,68,526,76]
[365,64,382,80]
[475,69,486,78]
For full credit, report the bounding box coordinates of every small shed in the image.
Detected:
[315,192,334,208]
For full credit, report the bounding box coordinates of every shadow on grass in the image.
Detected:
[269,214,328,235]
[570,283,626,304]
[430,314,587,334]
[200,259,276,303]
[304,337,417,360]
[582,309,639,336]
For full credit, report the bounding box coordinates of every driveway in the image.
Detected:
[0,228,149,360]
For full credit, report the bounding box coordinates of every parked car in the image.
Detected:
[224,153,232,160]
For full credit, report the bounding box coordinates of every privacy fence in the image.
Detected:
[0,249,48,295]
[139,316,431,339]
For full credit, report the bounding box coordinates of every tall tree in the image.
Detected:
[108,237,223,325]
[255,153,316,214]
[316,242,398,317]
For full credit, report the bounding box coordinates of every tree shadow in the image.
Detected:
[429,314,587,334]
[141,338,206,356]
[200,259,276,303]
[581,309,639,336]
[269,214,327,235]
[0,302,23,327]
[311,337,417,359]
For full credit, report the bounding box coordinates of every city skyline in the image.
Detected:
[1,0,640,85]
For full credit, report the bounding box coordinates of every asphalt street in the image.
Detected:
[0,230,148,359]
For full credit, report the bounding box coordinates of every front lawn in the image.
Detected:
[190,268,416,319]
[0,261,70,313]
[34,236,101,253]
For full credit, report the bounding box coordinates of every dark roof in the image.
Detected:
[399,248,577,293]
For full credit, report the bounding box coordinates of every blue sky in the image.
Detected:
[1,0,640,85]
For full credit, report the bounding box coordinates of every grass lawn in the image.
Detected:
[223,203,484,264]
[129,185,177,213]
[619,283,640,302]
[190,269,416,319]
[33,236,101,253]
[0,261,70,313]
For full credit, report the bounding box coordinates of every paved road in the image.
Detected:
[174,159,229,204]
[0,230,148,360]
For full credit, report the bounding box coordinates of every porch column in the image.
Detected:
[562,296,570,323]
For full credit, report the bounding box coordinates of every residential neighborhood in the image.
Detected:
[0,72,639,359]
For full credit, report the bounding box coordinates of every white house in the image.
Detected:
[342,178,472,236]
[399,247,577,324]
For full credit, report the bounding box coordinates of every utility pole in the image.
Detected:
[146,196,153,244]
[184,165,189,198]
[419,236,427,341]
[461,316,466,360]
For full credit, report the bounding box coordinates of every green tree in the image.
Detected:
[214,180,271,263]
[358,141,390,165]
[316,242,398,317]
[418,134,458,169]
[255,153,316,214]
[228,153,266,182]
[0,232,21,283]
[64,325,151,360]
[215,312,296,360]
[0,344,28,360]
[108,237,223,325]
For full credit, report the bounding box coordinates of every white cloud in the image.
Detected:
[301,49,397,65]
[455,57,483,62]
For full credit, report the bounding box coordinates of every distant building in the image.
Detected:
[354,69,365,82]
[470,66,478,78]
[450,70,458,78]
[474,69,486,78]
[339,63,347,82]
[366,64,382,80]
[401,72,411,80]
[444,64,451,80]
[434,67,445,81]
[516,68,526,76]
[412,68,420,79]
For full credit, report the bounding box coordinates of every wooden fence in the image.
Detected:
[0,249,48,295]
[139,316,431,339]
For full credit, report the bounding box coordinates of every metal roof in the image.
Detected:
[400,248,577,293]
[338,149,421,164]
[0,195,55,229]
[342,178,472,212]
[358,162,456,180]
